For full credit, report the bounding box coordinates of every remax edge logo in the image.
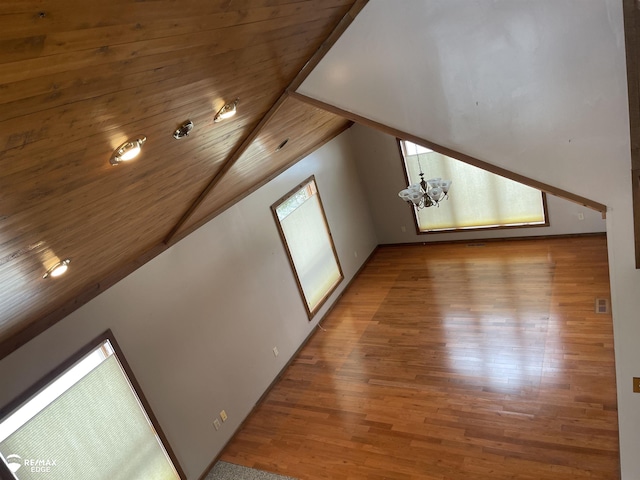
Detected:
[6,454,22,473]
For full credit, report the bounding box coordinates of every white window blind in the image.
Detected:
[0,340,180,480]
[274,177,343,318]
[401,141,547,232]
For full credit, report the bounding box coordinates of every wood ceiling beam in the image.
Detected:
[623,0,640,268]
[290,91,608,216]
[288,0,369,93]
[169,120,353,245]
[164,0,369,245]
[163,93,288,244]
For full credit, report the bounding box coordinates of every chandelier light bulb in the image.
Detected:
[398,174,451,209]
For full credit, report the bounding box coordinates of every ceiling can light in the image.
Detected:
[214,98,239,123]
[173,120,194,139]
[110,136,147,165]
[43,259,70,279]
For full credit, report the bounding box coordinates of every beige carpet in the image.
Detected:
[205,461,297,480]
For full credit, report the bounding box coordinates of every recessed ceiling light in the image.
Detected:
[173,120,194,139]
[43,259,70,279]
[110,136,147,165]
[214,98,239,123]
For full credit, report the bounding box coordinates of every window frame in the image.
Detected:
[397,139,549,234]
[271,175,344,320]
[0,330,185,480]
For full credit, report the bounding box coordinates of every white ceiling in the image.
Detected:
[299,0,629,206]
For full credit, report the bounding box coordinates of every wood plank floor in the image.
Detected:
[220,236,620,479]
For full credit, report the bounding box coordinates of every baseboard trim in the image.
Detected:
[378,232,606,248]
[196,245,379,480]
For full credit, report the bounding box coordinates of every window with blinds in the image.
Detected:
[272,176,343,319]
[400,140,548,233]
[0,332,183,480]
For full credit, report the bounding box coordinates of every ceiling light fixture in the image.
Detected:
[110,136,147,165]
[173,120,194,139]
[43,259,70,279]
[214,98,239,123]
[399,175,451,209]
[398,144,451,209]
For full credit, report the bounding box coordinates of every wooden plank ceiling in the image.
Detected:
[0,0,364,358]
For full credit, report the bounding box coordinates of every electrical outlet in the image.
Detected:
[578,212,585,220]
[213,418,221,430]
[220,410,228,422]
[273,346,279,357]
[633,377,640,393]
[354,250,358,258]
[401,225,406,232]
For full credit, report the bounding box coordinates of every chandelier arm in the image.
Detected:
[396,143,451,209]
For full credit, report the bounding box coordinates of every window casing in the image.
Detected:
[0,331,184,480]
[399,140,548,233]
[272,176,343,319]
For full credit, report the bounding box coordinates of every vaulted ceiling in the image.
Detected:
[0,0,367,358]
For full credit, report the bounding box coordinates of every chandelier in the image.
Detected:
[398,153,451,209]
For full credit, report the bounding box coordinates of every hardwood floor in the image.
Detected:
[220,236,620,479]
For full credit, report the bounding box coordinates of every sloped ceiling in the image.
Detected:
[297,0,628,209]
[0,0,365,357]
[169,96,352,241]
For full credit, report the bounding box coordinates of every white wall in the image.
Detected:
[0,130,378,479]
[299,0,637,476]
[349,123,606,243]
